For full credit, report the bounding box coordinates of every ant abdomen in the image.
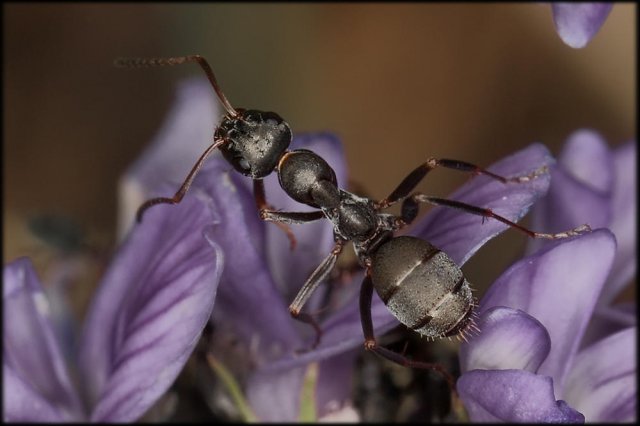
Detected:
[215,109,292,178]
[370,236,474,340]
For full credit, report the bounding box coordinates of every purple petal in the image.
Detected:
[457,369,584,422]
[246,366,306,421]
[246,349,360,421]
[528,129,613,255]
[563,327,636,422]
[559,129,613,193]
[195,160,302,361]
[459,306,551,374]
[118,77,220,238]
[480,229,616,394]
[3,364,70,422]
[410,143,553,266]
[551,3,613,48]
[3,258,84,421]
[316,349,360,418]
[604,141,637,303]
[78,188,223,422]
[581,302,636,349]
[262,133,348,309]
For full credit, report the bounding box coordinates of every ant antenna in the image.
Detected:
[114,55,238,117]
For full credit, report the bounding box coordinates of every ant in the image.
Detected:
[116,55,591,392]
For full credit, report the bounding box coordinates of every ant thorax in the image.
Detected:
[322,190,379,242]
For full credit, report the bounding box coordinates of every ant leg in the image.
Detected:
[377,158,548,210]
[136,138,226,222]
[115,55,237,117]
[289,240,346,350]
[407,194,591,239]
[359,271,457,394]
[253,180,304,250]
[260,210,325,225]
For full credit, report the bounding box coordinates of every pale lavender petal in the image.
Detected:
[78,188,223,422]
[246,366,306,421]
[118,77,220,239]
[196,161,301,361]
[559,129,613,192]
[263,133,348,308]
[563,327,636,422]
[3,258,84,421]
[410,143,553,265]
[3,364,70,422]
[604,141,637,303]
[528,130,613,255]
[551,3,613,48]
[480,229,616,394]
[459,307,551,374]
[457,369,584,422]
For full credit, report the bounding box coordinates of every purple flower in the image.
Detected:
[458,231,636,422]
[530,130,636,304]
[3,182,223,421]
[457,131,637,422]
[550,3,613,48]
[122,77,566,421]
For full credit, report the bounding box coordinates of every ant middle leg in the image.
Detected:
[358,271,457,394]
[403,194,591,239]
[376,158,548,210]
[289,239,346,350]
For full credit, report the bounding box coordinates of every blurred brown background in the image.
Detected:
[4,4,636,297]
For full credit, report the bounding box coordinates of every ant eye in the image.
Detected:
[238,157,251,172]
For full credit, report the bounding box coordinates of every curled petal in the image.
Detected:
[563,327,636,422]
[118,77,220,239]
[3,258,84,421]
[410,143,553,266]
[551,3,613,48]
[459,306,551,374]
[457,369,584,422]
[480,229,616,394]
[78,189,223,422]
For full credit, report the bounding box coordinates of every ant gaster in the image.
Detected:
[116,55,591,391]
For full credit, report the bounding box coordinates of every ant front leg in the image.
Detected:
[403,194,591,239]
[289,239,346,350]
[136,138,226,222]
[376,158,548,210]
[358,271,457,394]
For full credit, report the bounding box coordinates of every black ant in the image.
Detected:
[116,55,591,392]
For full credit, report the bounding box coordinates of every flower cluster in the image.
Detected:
[457,131,636,422]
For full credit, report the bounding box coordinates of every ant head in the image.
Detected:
[216,109,292,178]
